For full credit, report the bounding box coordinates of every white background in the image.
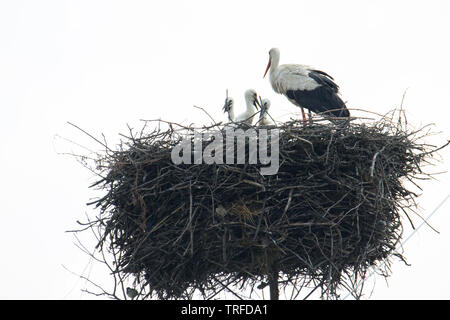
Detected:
[0,0,449,299]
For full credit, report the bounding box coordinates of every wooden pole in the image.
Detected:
[268,259,279,300]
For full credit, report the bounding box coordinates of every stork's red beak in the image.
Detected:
[263,58,271,78]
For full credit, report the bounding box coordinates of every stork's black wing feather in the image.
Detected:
[286,87,350,118]
[309,69,335,80]
[308,69,339,93]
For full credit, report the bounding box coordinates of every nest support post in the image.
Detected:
[268,256,279,300]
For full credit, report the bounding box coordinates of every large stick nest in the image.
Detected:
[86,112,445,299]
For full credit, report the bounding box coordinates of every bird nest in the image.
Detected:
[83,112,446,300]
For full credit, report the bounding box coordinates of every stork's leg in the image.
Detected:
[308,110,313,124]
[301,107,307,125]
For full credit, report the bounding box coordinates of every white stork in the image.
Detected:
[223,89,259,125]
[223,96,235,122]
[257,98,273,126]
[263,48,350,124]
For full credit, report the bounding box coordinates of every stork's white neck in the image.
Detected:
[228,105,235,122]
[245,95,256,114]
[269,48,280,74]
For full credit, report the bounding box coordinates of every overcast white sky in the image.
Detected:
[1,0,450,299]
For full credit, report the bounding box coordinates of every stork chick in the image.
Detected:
[223,96,234,122]
[223,89,259,125]
[258,98,273,126]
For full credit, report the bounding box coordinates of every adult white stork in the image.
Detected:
[263,48,350,124]
[257,98,273,126]
[223,89,259,125]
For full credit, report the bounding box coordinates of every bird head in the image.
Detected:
[261,98,271,114]
[244,89,259,109]
[264,48,279,78]
[223,97,233,113]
